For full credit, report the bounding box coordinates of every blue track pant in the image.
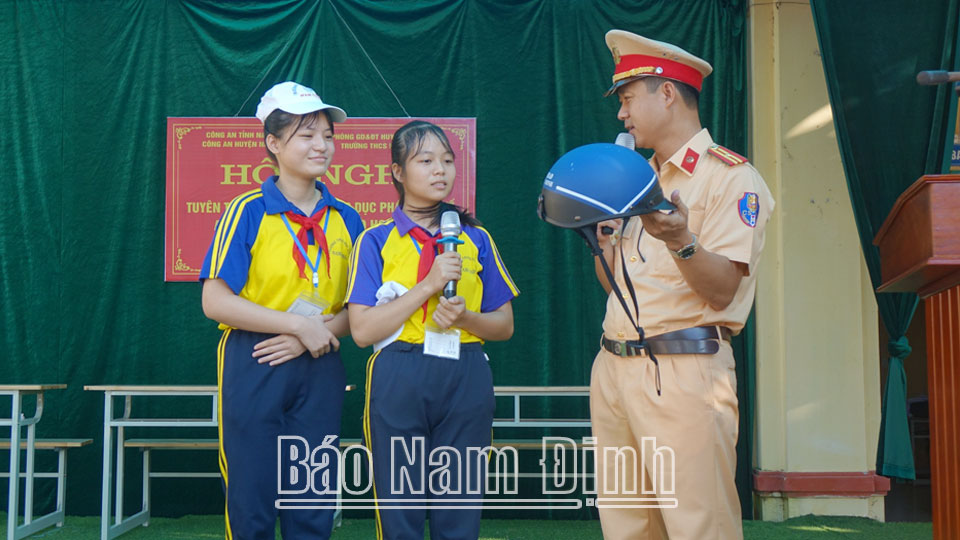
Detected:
[363,341,495,540]
[218,328,345,540]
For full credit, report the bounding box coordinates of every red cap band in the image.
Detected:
[613,54,704,92]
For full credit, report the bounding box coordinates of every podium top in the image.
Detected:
[874,175,960,243]
[874,175,960,297]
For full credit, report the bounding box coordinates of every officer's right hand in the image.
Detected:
[597,219,623,250]
[294,314,340,358]
[425,251,462,294]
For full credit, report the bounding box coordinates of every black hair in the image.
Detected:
[262,109,335,163]
[390,120,480,228]
[642,77,700,109]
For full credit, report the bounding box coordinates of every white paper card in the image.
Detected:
[286,292,329,317]
[424,326,461,360]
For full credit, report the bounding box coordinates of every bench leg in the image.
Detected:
[142,449,151,527]
[57,448,67,527]
[7,394,22,540]
[24,424,36,525]
[115,425,125,524]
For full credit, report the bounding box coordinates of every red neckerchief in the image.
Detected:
[284,208,331,281]
[407,226,439,322]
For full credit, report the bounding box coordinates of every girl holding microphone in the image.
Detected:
[346,120,519,540]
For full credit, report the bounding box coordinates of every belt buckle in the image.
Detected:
[614,341,627,357]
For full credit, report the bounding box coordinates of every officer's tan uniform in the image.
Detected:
[592,31,774,540]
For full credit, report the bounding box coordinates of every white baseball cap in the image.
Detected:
[255,81,347,124]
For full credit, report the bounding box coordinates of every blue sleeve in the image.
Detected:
[345,227,385,307]
[338,203,365,242]
[473,227,519,313]
[199,191,262,294]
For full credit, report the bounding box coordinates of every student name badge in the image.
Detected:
[286,291,329,317]
[424,323,461,360]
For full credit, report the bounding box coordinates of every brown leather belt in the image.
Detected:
[601,326,732,357]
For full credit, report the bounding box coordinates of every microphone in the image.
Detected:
[917,70,960,85]
[615,132,636,149]
[438,210,461,298]
[601,133,639,235]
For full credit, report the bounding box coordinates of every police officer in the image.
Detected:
[590,31,774,539]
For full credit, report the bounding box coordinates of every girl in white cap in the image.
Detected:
[199,81,363,539]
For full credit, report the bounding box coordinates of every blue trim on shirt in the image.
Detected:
[260,176,364,241]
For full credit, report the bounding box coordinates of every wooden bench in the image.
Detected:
[0,438,93,535]
[123,437,365,477]
[85,384,367,540]
[0,439,92,450]
[122,438,545,451]
[122,437,554,494]
[121,437,367,530]
[87,384,591,537]
[119,384,595,507]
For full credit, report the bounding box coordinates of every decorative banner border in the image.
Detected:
[165,117,476,281]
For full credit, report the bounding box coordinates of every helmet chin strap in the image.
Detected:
[577,223,661,396]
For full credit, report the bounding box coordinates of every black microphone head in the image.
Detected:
[917,70,950,85]
[440,210,461,238]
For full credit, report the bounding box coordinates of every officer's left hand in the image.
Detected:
[639,190,694,251]
[432,296,467,329]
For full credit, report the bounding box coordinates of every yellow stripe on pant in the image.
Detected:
[216,328,233,540]
[363,348,385,540]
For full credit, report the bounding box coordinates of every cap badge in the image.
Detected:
[612,45,621,65]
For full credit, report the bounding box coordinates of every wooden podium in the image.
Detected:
[875,174,960,538]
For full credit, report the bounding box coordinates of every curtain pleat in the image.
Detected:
[810,0,960,481]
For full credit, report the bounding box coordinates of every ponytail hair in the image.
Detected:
[390,120,480,229]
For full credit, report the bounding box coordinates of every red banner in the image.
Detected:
[165,117,476,281]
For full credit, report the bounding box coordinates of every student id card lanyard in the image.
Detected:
[282,209,331,316]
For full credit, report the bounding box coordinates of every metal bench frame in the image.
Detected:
[85,386,220,540]
[85,385,356,540]
[85,385,592,539]
[0,385,90,540]
[0,439,93,536]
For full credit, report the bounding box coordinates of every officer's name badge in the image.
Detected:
[739,192,759,228]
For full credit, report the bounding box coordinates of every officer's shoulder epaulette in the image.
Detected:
[707,144,749,167]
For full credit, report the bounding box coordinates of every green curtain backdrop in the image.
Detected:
[1,0,749,517]
[810,0,960,481]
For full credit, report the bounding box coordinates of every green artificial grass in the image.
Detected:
[0,515,933,539]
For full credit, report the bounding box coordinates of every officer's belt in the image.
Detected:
[601,326,732,357]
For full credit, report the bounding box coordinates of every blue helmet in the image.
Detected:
[538,143,674,228]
